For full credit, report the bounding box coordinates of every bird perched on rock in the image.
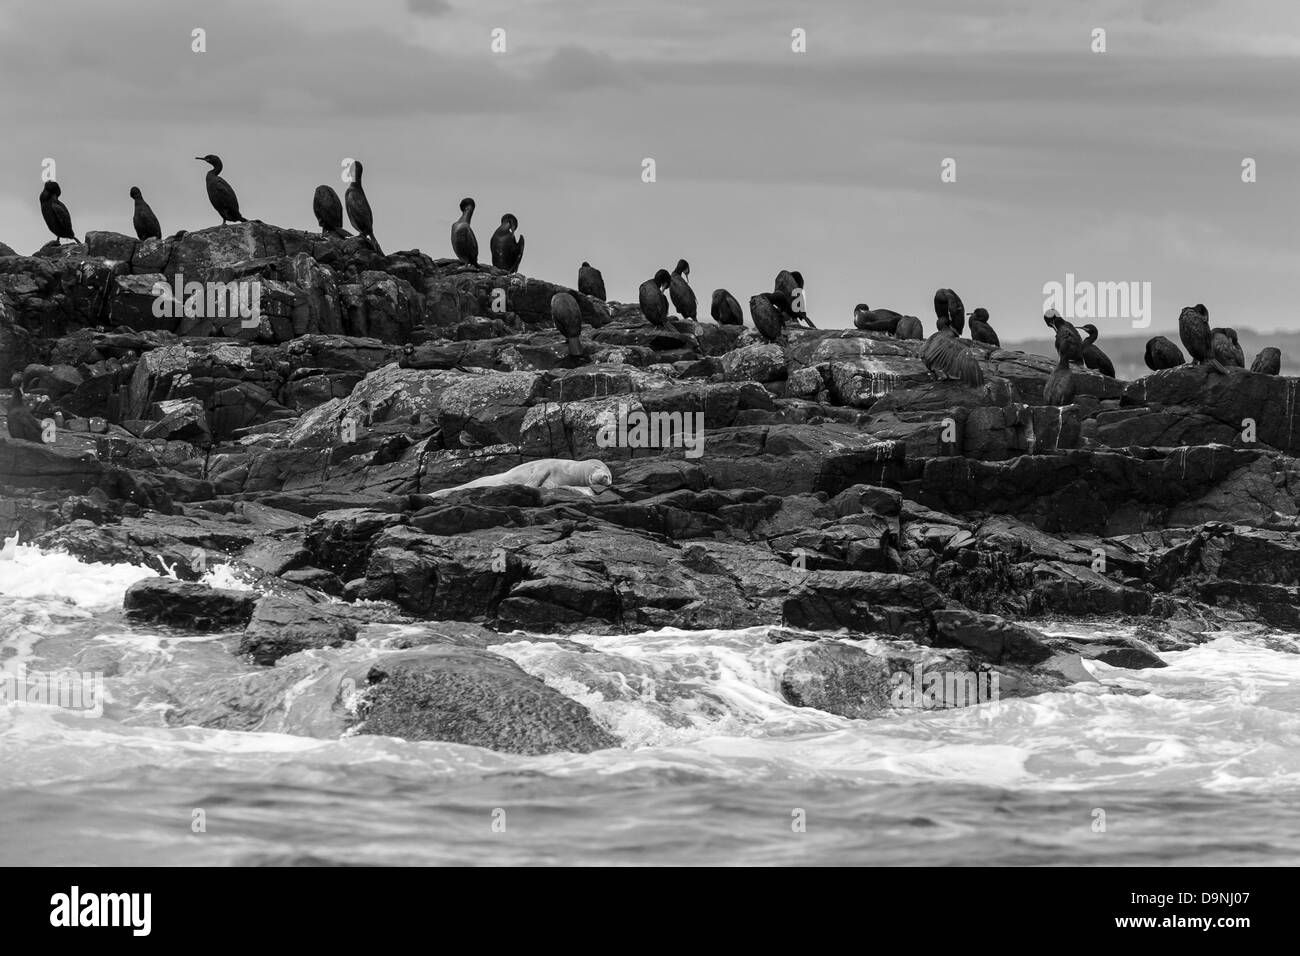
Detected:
[774,270,815,328]
[578,261,606,300]
[39,182,79,243]
[551,292,585,358]
[1211,327,1245,368]
[451,198,478,266]
[669,259,697,320]
[895,316,924,340]
[196,155,247,225]
[922,313,983,387]
[1043,309,1083,365]
[490,213,525,272]
[1144,336,1185,371]
[1252,347,1281,375]
[639,269,672,327]
[969,307,999,347]
[1179,304,1214,367]
[710,289,743,326]
[1080,324,1116,377]
[1043,345,1075,406]
[313,185,350,238]
[934,288,965,337]
[345,161,383,254]
[129,187,161,240]
[749,292,789,343]
[5,388,44,442]
[853,305,903,334]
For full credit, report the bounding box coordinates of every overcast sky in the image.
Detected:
[1,0,1297,339]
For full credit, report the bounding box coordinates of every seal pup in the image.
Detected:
[5,388,44,442]
[969,308,999,347]
[426,458,613,498]
[451,197,478,266]
[313,185,350,238]
[578,262,606,300]
[934,288,965,337]
[639,269,672,327]
[895,316,924,340]
[1044,309,1083,365]
[490,213,525,272]
[550,291,585,358]
[1251,347,1281,375]
[669,259,697,320]
[345,161,383,254]
[129,187,162,240]
[710,289,744,326]
[196,155,247,225]
[1144,336,1185,370]
[853,305,903,334]
[750,292,790,343]
[39,182,79,243]
[922,313,983,387]
[1080,324,1116,377]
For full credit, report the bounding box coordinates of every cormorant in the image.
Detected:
[39,182,79,243]
[638,269,672,327]
[490,213,524,272]
[669,259,697,320]
[578,262,606,300]
[1044,348,1075,406]
[710,289,744,325]
[195,155,247,225]
[1211,327,1245,368]
[895,316,924,340]
[1179,304,1214,366]
[1144,336,1185,371]
[5,388,44,442]
[774,270,815,328]
[1252,347,1281,375]
[550,292,584,358]
[345,162,383,254]
[451,197,478,266]
[129,187,161,241]
[922,313,983,387]
[1043,309,1083,365]
[934,288,965,337]
[749,292,788,343]
[1080,324,1116,377]
[969,307,999,347]
[853,305,903,334]
[313,185,350,238]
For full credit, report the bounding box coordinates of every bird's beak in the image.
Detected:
[194,157,204,161]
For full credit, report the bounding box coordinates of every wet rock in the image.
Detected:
[239,595,359,665]
[778,640,893,718]
[123,577,258,631]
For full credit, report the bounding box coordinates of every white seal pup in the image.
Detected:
[428,458,612,498]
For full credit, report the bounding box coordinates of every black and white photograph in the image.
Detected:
[0,0,1294,908]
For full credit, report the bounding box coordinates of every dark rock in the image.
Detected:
[239,595,359,665]
[123,577,258,631]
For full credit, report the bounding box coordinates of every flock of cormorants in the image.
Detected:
[27,159,1284,402]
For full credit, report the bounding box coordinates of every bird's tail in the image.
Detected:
[1209,359,1229,375]
[800,314,817,329]
[566,336,584,358]
[369,234,384,256]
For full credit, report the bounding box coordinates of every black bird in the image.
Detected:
[710,289,744,326]
[774,270,815,328]
[313,185,350,238]
[749,292,788,343]
[669,259,697,320]
[853,305,903,334]
[1043,309,1083,365]
[933,288,965,337]
[638,269,672,327]
[1043,348,1075,406]
[1080,324,1116,377]
[1252,347,1281,375]
[922,313,983,387]
[345,162,382,254]
[5,388,44,442]
[196,155,247,224]
[578,262,606,300]
[969,307,999,347]
[129,187,161,241]
[1212,327,1245,368]
[490,213,525,271]
[895,316,924,340]
[1144,336,1185,371]
[550,292,584,358]
[39,182,79,243]
[451,198,478,265]
[1179,304,1214,366]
